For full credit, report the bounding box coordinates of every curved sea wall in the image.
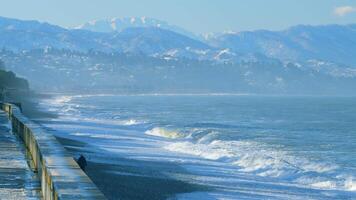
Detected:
[1,103,106,200]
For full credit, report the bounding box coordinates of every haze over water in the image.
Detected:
[38,94,356,199]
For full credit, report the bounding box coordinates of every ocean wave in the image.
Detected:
[40,94,356,194]
[84,117,145,126]
[41,95,82,116]
[345,178,356,191]
[196,131,222,144]
[165,141,234,160]
[296,176,356,191]
[70,132,123,140]
[60,116,145,126]
[53,95,73,104]
[145,127,186,139]
[120,119,143,126]
[162,134,356,192]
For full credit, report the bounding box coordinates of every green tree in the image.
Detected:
[0,69,29,90]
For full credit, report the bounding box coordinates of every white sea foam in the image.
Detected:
[165,141,235,160]
[70,132,92,137]
[145,127,185,139]
[120,119,142,126]
[70,132,123,140]
[40,94,356,195]
[102,118,144,126]
[52,95,73,104]
[41,95,83,116]
[196,131,221,144]
[345,177,356,191]
[80,117,144,126]
[162,135,356,192]
[57,115,145,127]
[295,175,356,191]
[310,181,336,189]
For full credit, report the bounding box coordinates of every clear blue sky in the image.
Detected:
[1,0,356,33]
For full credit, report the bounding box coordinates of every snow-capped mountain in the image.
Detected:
[206,24,356,67]
[0,15,355,95]
[2,16,356,67]
[0,16,110,52]
[74,17,200,40]
[109,27,211,56]
[0,16,212,59]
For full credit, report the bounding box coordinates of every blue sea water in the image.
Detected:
[39,94,356,199]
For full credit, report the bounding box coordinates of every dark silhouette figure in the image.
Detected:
[77,155,87,171]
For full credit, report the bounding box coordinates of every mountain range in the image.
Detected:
[0,16,355,94]
[207,24,356,66]
[74,17,200,40]
[1,16,356,65]
[74,17,356,66]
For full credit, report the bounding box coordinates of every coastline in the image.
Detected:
[1,102,106,199]
[16,93,356,199]
[25,94,209,200]
[55,136,208,200]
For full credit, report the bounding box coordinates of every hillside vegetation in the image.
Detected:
[0,69,29,90]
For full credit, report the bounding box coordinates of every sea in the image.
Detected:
[37,94,356,200]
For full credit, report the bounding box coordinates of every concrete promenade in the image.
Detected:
[0,103,106,200]
[0,110,41,199]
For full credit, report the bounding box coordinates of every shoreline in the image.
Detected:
[27,92,210,200]
[15,93,356,199]
[55,136,209,200]
[1,103,106,199]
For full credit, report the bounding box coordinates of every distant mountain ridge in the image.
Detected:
[0,16,356,95]
[0,16,213,59]
[1,16,356,66]
[2,49,355,95]
[74,17,200,40]
[206,24,356,66]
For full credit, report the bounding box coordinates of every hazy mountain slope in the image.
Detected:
[0,16,112,52]
[0,16,355,95]
[1,49,355,95]
[2,16,356,66]
[74,17,200,40]
[109,27,211,55]
[207,24,356,66]
[0,16,212,58]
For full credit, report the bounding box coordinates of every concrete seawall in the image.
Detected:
[1,103,106,200]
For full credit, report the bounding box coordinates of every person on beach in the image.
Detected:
[77,154,87,171]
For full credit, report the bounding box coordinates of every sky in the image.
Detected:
[0,0,355,33]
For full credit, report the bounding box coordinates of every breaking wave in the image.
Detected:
[145,127,186,139]
[79,117,145,126]
[158,129,356,192]
[39,94,356,196]
[44,95,145,126]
